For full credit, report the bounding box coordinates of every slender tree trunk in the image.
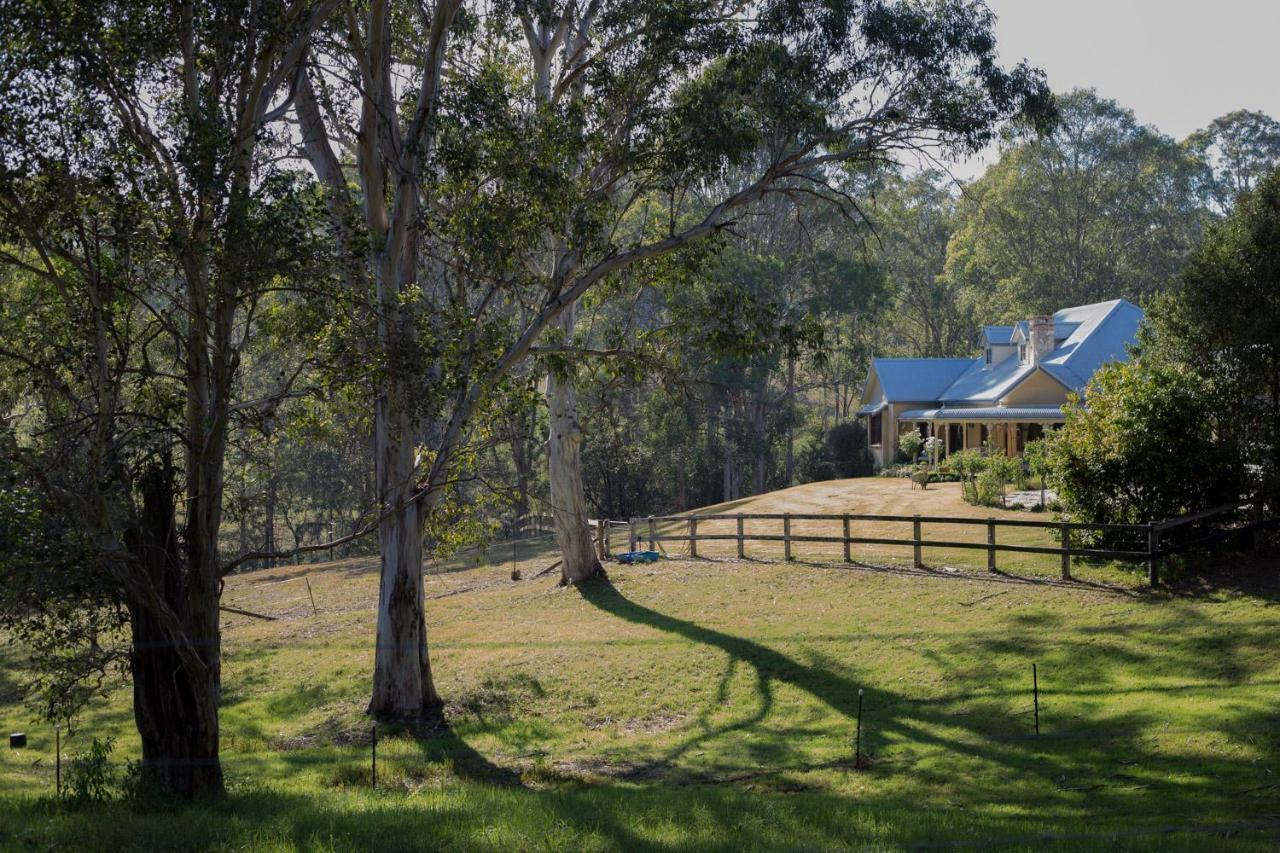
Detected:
[547,307,603,584]
[508,407,534,529]
[264,474,277,570]
[784,356,796,485]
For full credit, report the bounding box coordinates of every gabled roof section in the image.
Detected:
[870,358,972,402]
[982,326,1015,345]
[1037,299,1142,393]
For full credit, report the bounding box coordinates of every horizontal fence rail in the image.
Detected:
[624,498,1275,587]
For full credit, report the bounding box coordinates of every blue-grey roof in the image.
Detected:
[865,299,1142,406]
[982,326,1015,345]
[855,401,886,416]
[898,405,1066,421]
[1037,299,1142,392]
[938,356,1044,403]
[870,358,972,402]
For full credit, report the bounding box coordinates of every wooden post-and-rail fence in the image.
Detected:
[621,498,1275,587]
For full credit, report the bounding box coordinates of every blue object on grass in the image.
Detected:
[616,550,660,564]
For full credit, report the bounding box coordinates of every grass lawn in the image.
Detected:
[2,478,1278,851]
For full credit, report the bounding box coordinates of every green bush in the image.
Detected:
[1023,438,1051,507]
[897,431,923,463]
[1047,359,1245,545]
[974,467,1004,507]
[65,736,116,805]
[947,449,987,504]
[796,422,875,482]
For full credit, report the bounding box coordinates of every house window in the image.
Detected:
[869,412,882,445]
[985,348,992,365]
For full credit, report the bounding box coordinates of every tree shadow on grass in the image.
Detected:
[576,575,1280,829]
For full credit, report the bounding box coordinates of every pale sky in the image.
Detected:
[949,0,1280,179]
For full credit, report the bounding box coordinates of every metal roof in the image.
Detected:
[897,405,1067,422]
[868,300,1142,406]
[855,401,886,416]
[982,325,1015,345]
[870,357,972,402]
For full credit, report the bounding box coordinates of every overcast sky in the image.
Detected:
[948,0,1280,179]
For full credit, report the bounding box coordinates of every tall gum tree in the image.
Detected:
[298,0,1054,716]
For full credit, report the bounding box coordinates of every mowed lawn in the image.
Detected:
[2,479,1278,851]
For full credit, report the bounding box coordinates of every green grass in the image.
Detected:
[2,546,1279,850]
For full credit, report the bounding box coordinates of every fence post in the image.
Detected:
[628,518,637,553]
[737,514,745,559]
[689,517,698,558]
[1060,522,1071,580]
[784,514,793,561]
[647,516,655,551]
[982,519,996,572]
[1149,523,1161,585]
[913,515,923,568]
[843,514,851,563]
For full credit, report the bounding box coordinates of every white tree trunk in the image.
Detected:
[547,307,602,584]
[368,391,442,719]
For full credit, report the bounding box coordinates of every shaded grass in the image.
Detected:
[1,516,1279,849]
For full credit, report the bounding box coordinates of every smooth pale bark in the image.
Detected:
[369,393,442,718]
[547,307,603,584]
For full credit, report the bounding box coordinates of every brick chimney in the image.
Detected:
[1029,314,1055,364]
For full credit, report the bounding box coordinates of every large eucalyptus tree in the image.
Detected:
[297,0,1051,719]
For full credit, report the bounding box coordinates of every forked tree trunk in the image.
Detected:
[128,465,224,798]
[368,388,443,720]
[547,308,602,585]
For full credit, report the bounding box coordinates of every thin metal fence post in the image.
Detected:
[784,514,793,561]
[1032,663,1040,735]
[689,517,698,558]
[1060,522,1071,580]
[913,515,923,568]
[371,723,377,789]
[842,515,851,562]
[55,726,61,798]
[737,514,745,559]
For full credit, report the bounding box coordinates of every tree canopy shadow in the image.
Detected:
[576,575,1280,825]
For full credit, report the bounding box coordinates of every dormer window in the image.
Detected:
[1019,343,1028,363]
[984,348,992,365]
